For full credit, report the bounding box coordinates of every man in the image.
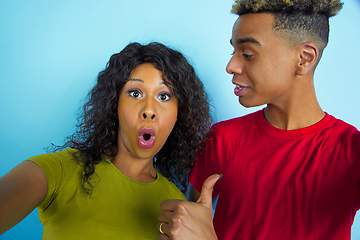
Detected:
[158,0,360,239]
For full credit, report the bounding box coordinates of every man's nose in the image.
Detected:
[226,54,243,75]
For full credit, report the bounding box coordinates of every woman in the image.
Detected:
[0,42,212,239]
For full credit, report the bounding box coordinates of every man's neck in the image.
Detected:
[263,93,325,130]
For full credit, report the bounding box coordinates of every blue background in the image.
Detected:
[0,0,359,239]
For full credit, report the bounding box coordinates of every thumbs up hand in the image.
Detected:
[157,174,221,240]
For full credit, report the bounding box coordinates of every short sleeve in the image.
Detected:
[353,131,360,210]
[25,149,79,211]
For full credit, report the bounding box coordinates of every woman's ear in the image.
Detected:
[296,42,318,75]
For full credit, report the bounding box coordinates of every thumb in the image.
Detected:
[196,174,222,209]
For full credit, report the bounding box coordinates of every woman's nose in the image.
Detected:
[142,112,155,120]
[141,98,156,120]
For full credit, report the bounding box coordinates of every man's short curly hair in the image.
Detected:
[231,0,343,51]
[58,42,212,193]
[231,0,343,17]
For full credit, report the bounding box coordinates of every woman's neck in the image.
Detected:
[110,154,157,183]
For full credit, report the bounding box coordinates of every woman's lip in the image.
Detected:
[139,128,155,137]
[234,85,249,96]
[138,128,155,149]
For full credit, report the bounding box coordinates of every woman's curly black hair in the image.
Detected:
[58,42,212,193]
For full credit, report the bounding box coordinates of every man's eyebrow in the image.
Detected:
[230,37,261,47]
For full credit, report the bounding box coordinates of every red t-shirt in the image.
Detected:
[189,110,360,240]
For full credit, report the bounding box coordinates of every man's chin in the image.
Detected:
[239,99,263,108]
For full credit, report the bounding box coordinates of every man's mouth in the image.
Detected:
[234,84,249,96]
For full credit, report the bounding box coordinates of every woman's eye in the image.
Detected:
[128,89,142,98]
[158,93,172,101]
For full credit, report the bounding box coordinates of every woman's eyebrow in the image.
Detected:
[128,78,166,86]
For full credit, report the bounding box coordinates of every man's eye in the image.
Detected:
[243,53,252,59]
[128,90,142,98]
[158,93,172,101]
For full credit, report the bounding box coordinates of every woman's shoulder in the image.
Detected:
[26,148,82,193]
[27,148,79,169]
[27,149,83,211]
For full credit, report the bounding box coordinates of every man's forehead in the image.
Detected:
[231,13,274,36]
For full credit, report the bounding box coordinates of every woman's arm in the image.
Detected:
[0,161,48,234]
[157,174,220,240]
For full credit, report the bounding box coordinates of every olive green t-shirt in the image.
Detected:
[27,149,186,239]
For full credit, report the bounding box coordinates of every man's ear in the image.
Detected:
[296,42,318,75]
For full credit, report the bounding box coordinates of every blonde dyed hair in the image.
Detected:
[231,0,343,52]
[231,0,343,17]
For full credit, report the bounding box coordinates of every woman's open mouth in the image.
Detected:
[138,128,156,149]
